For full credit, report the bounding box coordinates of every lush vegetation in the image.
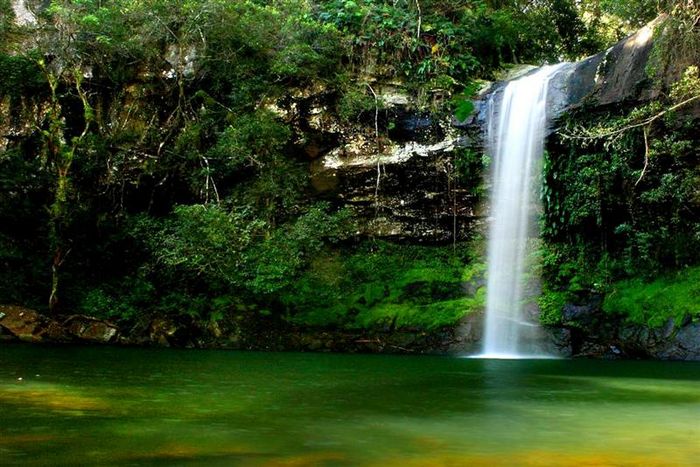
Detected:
[283,241,485,330]
[0,0,696,337]
[539,5,700,328]
[603,266,700,327]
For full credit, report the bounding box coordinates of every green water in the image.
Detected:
[1,345,699,466]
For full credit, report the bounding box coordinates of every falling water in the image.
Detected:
[480,64,566,359]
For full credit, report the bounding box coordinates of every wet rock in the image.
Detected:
[584,18,662,107]
[150,318,177,347]
[656,323,700,361]
[522,299,542,324]
[561,296,604,327]
[575,340,615,358]
[556,296,700,360]
[674,323,700,352]
[616,325,660,358]
[446,312,483,354]
[0,305,69,342]
[63,315,119,344]
[553,16,666,112]
[542,327,572,356]
[147,317,199,347]
[0,320,19,342]
[388,112,443,144]
[45,321,71,341]
[659,318,677,340]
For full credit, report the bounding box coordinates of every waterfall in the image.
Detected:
[480,64,566,359]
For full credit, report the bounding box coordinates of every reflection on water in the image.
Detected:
[1,345,699,465]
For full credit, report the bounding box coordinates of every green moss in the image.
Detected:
[284,241,485,331]
[603,267,700,328]
[353,292,484,330]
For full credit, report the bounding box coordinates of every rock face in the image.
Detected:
[475,15,672,135]
[549,15,667,114]
[445,312,484,354]
[11,1,38,26]
[312,136,479,242]
[549,297,700,361]
[299,85,484,243]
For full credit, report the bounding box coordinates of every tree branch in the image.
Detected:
[365,83,382,216]
[415,0,422,40]
[635,125,651,187]
[564,94,700,141]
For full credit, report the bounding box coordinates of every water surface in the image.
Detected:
[1,345,699,465]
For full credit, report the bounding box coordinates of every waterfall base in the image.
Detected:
[469,353,561,360]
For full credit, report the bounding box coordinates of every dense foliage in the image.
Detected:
[0,0,694,334]
[540,10,700,329]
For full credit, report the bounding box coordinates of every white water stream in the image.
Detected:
[480,64,566,359]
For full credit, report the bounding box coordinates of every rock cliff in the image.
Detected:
[294,84,484,243]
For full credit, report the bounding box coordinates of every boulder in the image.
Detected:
[0,305,70,342]
[63,315,119,344]
[148,317,180,347]
[0,306,40,341]
[147,316,201,348]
